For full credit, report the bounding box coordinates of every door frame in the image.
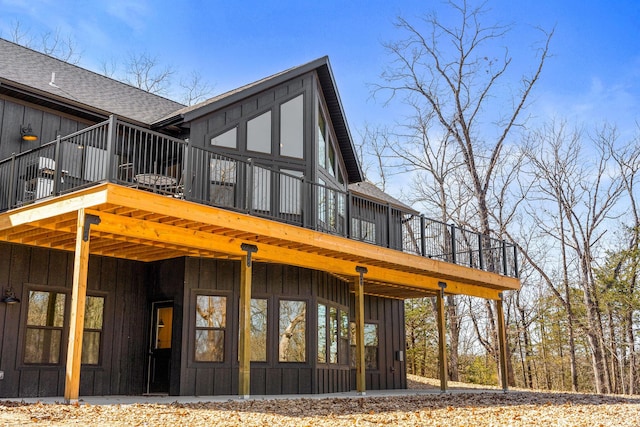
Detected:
[146,300,174,394]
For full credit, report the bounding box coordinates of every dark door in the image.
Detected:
[147,301,173,394]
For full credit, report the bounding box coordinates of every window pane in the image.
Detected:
[196,296,226,328]
[211,127,237,148]
[250,299,268,362]
[27,291,65,327]
[328,140,336,177]
[210,158,237,184]
[318,179,326,225]
[84,296,104,329]
[318,107,326,169]
[349,322,378,370]
[317,304,326,363]
[82,331,101,365]
[340,310,349,365]
[279,300,306,362]
[252,166,271,211]
[329,307,338,364]
[195,330,225,362]
[247,111,271,153]
[24,329,62,364]
[280,170,303,215]
[280,95,304,158]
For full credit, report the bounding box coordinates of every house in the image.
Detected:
[0,39,520,400]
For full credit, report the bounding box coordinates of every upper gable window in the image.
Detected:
[211,127,237,149]
[280,94,304,158]
[247,111,272,153]
[318,107,327,169]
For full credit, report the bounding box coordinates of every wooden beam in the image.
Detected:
[436,282,448,392]
[496,294,509,391]
[238,244,257,399]
[354,267,367,394]
[64,209,91,403]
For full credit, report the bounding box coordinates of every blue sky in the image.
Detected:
[1,0,639,138]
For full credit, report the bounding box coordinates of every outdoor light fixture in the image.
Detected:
[1,288,20,304]
[20,124,38,142]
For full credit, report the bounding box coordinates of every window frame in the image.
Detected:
[81,292,107,366]
[192,292,229,364]
[277,298,308,364]
[317,300,350,367]
[350,321,379,371]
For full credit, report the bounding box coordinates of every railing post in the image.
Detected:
[386,203,392,248]
[105,115,117,182]
[513,244,519,278]
[8,153,16,209]
[420,215,426,257]
[450,224,457,265]
[478,231,484,271]
[346,191,353,238]
[246,158,254,213]
[502,239,508,276]
[183,139,191,201]
[53,135,62,195]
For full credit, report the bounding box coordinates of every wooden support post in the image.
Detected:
[436,281,448,392]
[239,243,257,399]
[496,293,509,392]
[355,266,368,395]
[64,209,98,403]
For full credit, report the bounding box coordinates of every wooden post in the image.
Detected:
[239,243,257,399]
[64,209,91,403]
[496,293,509,391]
[355,266,367,395]
[436,282,448,392]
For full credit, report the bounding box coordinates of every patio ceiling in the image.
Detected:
[0,183,520,300]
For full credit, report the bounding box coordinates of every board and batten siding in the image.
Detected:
[0,242,148,398]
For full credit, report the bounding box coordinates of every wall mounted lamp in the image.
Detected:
[1,287,20,304]
[20,124,38,142]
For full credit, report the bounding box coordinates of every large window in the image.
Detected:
[278,300,306,362]
[280,95,304,158]
[318,303,349,365]
[211,126,237,149]
[247,111,272,153]
[250,298,268,362]
[24,290,66,364]
[350,322,378,370]
[24,290,105,365]
[279,169,303,216]
[195,295,227,362]
[82,296,105,365]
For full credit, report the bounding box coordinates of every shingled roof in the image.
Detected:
[0,38,184,125]
[349,181,418,213]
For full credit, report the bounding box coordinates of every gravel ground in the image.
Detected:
[1,377,639,426]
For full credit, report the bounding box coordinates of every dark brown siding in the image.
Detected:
[350,294,407,391]
[0,96,90,159]
[0,242,148,398]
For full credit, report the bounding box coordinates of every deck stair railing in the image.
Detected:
[0,115,518,278]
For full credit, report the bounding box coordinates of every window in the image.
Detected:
[318,107,326,169]
[280,170,303,216]
[252,166,271,212]
[24,291,66,364]
[317,304,326,363]
[210,157,237,207]
[279,300,306,362]
[350,322,378,370]
[82,296,105,365]
[211,127,237,148]
[318,303,349,365]
[250,298,267,362]
[195,295,226,362]
[247,111,272,153]
[280,95,304,158]
[352,218,376,244]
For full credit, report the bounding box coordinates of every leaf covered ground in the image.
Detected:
[1,377,639,426]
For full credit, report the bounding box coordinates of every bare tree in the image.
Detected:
[123,52,175,96]
[179,71,214,106]
[7,20,81,64]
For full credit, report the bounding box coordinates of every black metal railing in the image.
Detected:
[0,116,518,278]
